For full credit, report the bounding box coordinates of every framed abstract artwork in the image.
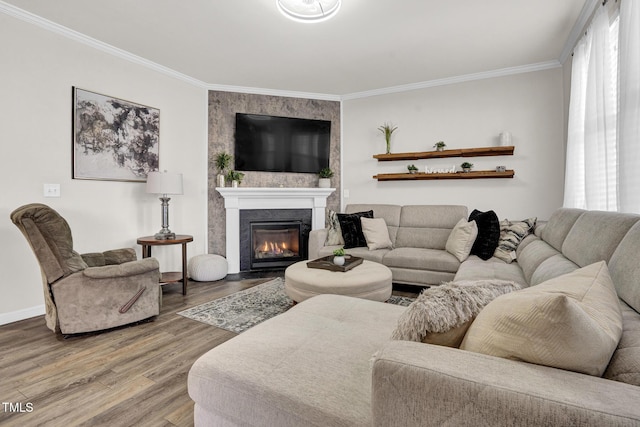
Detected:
[72,87,160,181]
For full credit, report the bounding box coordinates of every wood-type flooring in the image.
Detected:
[0,275,418,426]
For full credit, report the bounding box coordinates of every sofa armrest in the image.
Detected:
[308,228,329,260]
[83,257,160,279]
[81,248,137,267]
[372,341,640,427]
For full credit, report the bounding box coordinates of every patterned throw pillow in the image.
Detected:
[324,210,345,246]
[469,209,500,260]
[494,217,537,263]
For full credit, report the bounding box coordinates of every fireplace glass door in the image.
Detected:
[250,221,302,269]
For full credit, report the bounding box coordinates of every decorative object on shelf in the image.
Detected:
[277,0,341,23]
[318,167,333,188]
[425,165,456,174]
[373,169,515,181]
[496,165,506,172]
[377,122,398,154]
[215,152,232,187]
[226,170,245,187]
[461,162,474,173]
[407,164,418,174]
[146,170,183,240]
[434,141,447,152]
[332,248,346,266]
[499,131,512,146]
[73,87,159,182]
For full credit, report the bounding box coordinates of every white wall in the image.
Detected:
[342,68,565,220]
[1,13,208,324]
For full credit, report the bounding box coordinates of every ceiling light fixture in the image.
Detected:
[277,0,341,23]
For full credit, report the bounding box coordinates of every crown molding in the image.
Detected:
[0,1,208,89]
[559,0,599,65]
[1,0,566,102]
[341,60,562,101]
[206,83,341,101]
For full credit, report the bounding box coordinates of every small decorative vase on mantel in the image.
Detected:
[318,167,333,188]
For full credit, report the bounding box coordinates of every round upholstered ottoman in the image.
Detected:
[284,260,392,303]
[188,254,228,282]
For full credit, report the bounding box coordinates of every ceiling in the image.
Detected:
[2,0,590,97]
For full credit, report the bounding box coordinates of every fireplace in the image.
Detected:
[239,209,312,271]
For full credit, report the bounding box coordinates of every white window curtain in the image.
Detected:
[618,0,640,213]
[564,6,618,211]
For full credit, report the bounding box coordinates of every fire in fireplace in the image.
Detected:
[239,209,312,271]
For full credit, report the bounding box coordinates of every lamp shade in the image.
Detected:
[146,171,183,195]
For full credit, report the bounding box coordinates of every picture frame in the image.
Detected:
[72,87,160,182]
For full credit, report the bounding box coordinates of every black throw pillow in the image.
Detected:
[469,209,500,260]
[337,210,374,249]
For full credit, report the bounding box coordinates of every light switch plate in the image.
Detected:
[44,184,60,197]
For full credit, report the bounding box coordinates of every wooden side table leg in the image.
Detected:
[181,242,188,295]
[142,245,151,258]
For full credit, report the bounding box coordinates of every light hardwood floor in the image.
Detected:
[0,275,418,427]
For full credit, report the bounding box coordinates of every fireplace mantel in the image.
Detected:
[217,187,335,273]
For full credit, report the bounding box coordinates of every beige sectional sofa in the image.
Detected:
[188,206,640,426]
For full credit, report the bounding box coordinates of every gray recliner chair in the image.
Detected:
[11,203,161,335]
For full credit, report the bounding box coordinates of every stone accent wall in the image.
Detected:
[208,91,341,256]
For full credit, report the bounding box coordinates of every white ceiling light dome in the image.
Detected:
[277,0,342,23]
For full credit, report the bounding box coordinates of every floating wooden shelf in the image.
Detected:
[373,170,515,181]
[373,145,514,161]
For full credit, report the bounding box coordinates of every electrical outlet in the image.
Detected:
[343,189,350,198]
[44,184,60,198]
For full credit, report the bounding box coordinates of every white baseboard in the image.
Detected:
[0,305,45,326]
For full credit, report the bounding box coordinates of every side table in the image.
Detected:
[137,234,193,295]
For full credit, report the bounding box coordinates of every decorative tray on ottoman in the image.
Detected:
[306,255,364,272]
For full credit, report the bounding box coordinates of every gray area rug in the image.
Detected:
[177,277,415,333]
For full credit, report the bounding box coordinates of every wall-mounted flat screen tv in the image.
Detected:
[234,113,331,174]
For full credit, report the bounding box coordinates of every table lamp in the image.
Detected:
[146,170,183,240]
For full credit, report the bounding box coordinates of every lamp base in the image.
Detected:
[154,229,176,240]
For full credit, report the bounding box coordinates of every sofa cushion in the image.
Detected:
[188,294,406,426]
[562,210,640,268]
[493,217,536,263]
[517,239,563,284]
[324,210,344,246]
[608,221,640,313]
[392,279,521,347]
[453,255,527,286]
[346,204,401,245]
[529,254,579,286]
[445,218,478,262]
[603,301,640,386]
[394,205,468,250]
[468,209,500,260]
[383,247,460,273]
[361,217,393,250]
[337,210,373,249]
[540,208,585,252]
[461,261,623,377]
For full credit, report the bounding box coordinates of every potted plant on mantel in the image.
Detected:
[318,167,333,188]
[215,152,232,187]
[377,122,398,154]
[226,170,245,187]
[461,162,474,173]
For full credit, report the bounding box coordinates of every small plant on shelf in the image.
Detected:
[226,170,245,186]
[319,167,333,178]
[215,152,232,187]
[377,122,398,154]
[461,162,474,172]
[407,164,418,173]
[434,141,446,151]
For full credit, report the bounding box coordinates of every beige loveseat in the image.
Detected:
[309,204,469,286]
[188,207,640,426]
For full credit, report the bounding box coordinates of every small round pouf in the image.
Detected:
[188,254,228,282]
[284,260,392,303]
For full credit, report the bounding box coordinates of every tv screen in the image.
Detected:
[234,113,331,174]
